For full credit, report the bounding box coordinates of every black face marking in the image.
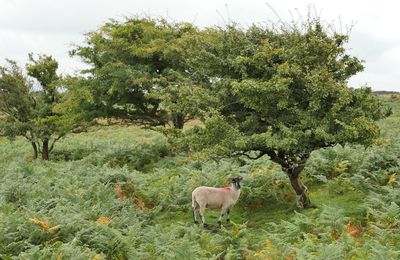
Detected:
[231,176,242,189]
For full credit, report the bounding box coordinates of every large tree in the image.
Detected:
[0,55,75,160]
[70,18,211,128]
[184,21,388,208]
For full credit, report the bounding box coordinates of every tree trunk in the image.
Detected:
[288,165,311,208]
[31,142,38,159]
[173,113,185,129]
[42,139,50,160]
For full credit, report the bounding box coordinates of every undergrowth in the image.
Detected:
[0,100,400,259]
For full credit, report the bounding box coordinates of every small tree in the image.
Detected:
[0,55,75,160]
[185,20,388,208]
[0,60,38,157]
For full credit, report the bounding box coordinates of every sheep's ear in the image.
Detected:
[238,176,243,181]
[226,178,233,182]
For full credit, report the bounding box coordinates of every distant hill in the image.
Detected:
[373,90,400,95]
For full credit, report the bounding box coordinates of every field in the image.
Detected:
[1,96,400,259]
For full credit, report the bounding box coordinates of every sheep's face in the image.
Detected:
[227,176,243,189]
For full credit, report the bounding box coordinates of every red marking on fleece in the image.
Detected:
[218,187,232,192]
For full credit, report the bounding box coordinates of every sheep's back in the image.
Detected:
[192,186,236,209]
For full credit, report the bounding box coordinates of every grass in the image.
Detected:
[1,98,400,258]
[155,183,364,230]
[0,125,372,225]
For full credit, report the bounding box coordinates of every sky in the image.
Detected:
[0,0,399,91]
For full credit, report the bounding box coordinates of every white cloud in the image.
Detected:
[0,0,399,90]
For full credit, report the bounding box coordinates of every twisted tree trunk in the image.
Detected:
[173,112,185,129]
[31,142,38,159]
[288,165,311,208]
[42,139,49,160]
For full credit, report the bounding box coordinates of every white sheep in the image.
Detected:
[192,176,243,226]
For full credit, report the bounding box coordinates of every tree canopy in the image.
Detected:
[70,18,212,128]
[182,20,388,207]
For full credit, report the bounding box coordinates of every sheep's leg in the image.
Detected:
[199,206,206,226]
[226,208,231,223]
[192,197,200,224]
[201,215,206,226]
[218,208,227,226]
[192,207,199,224]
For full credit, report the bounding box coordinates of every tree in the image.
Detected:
[0,55,75,160]
[184,20,388,208]
[70,18,210,128]
[0,60,38,157]
[26,54,61,160]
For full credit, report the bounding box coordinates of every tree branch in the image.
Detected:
[49,135,64,153]
[232,151,266,160]
[37,141,42,154]
[264,150,288,168]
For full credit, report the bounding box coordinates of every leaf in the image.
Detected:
[134,196,145,209]
[47,224,61,232]
[96,216,111,225]
[93,254,103,260]
[330,230,340,240]
[387,173,396,185]
[345,223,361,237]
[30,218,61,233]
[232,222,240,238]
[314,174,328,183]
[114,182,127,200]
[45,236,59,245]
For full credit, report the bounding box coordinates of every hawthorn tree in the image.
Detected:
[26,54,64,160]
[185,20,388,208]
[0,60,37,156]
[0,55,76,160]
[70,18,211,128]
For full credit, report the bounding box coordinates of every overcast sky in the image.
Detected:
[1,0,399,91]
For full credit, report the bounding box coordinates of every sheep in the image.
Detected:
[192,176,243,226]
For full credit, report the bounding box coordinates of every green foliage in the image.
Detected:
[238,157,294,208]
[178,17,388,210]
[186,21,387,161]
[26,53,59,96]
[305,145,366,181]
[53,75,95,127]
[0,127,262,258]
[52,125,170,171]
[0,60,35,139]
[0,56,81,160]
[1,109,400,258]
[70,18,213,127]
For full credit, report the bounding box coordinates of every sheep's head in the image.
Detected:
[226,176,243,189]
